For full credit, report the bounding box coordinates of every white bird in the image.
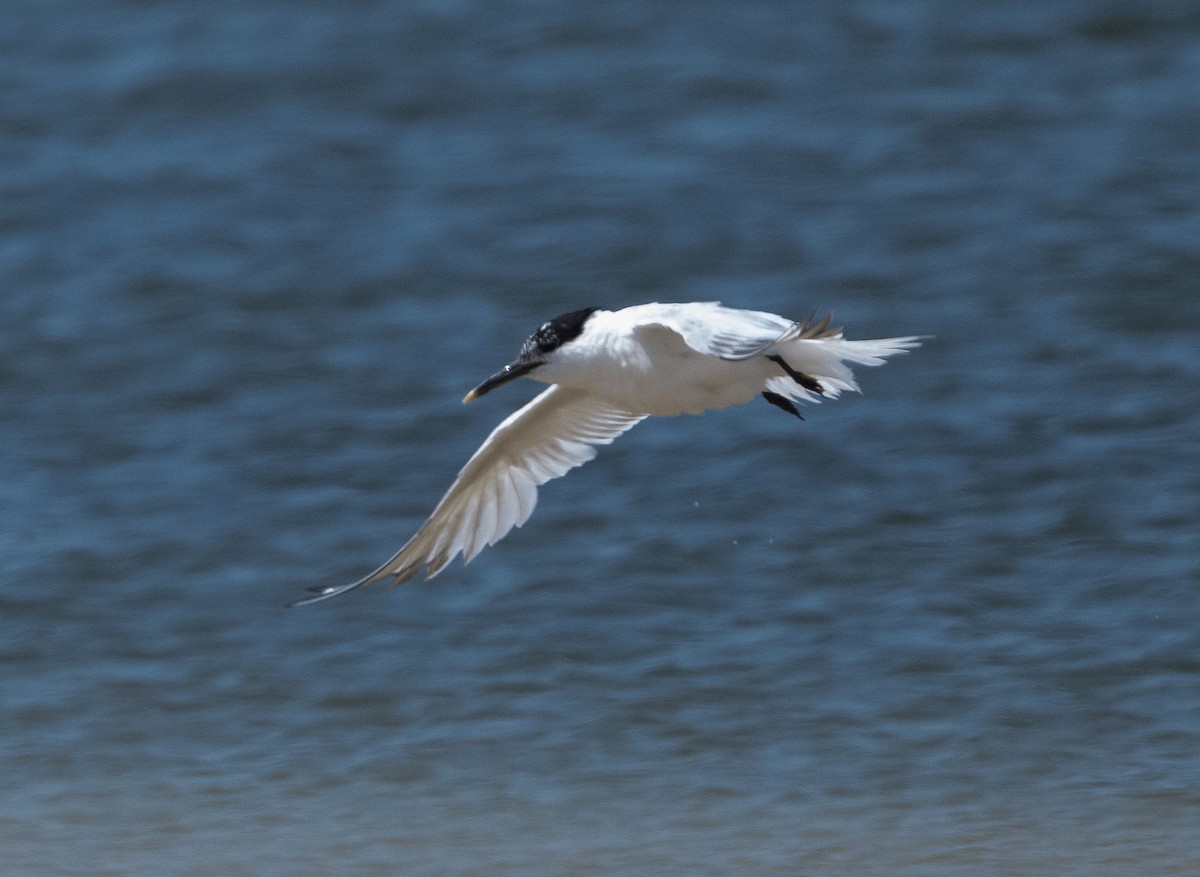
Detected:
[291,302,921,606]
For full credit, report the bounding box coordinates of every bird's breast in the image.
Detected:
[540,332,768,417]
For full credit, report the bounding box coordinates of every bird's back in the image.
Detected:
[532,303,788,416]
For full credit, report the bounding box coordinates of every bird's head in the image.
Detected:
[463,307,600,403]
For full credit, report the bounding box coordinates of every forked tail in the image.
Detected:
[766,317,924,403]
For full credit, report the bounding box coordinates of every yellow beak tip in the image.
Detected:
[462,390,478,404]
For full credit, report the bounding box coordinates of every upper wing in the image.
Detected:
[292,385,645,605]
[629,301,798,360]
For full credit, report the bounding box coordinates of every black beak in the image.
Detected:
[462,359,540,403]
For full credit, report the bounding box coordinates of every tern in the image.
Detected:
[291,302,920,606]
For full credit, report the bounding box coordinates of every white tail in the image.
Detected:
[768,325,923,402]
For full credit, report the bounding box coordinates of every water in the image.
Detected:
[2,1,1199,874]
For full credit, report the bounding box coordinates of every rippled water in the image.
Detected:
[2,1,1199,874]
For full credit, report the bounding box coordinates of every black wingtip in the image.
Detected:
[287,567,386,607]
[286,585,346,608]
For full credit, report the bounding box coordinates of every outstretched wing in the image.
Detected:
[629,301,799,360]
[292,385,645,605]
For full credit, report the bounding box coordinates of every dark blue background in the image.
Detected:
[2,2,1198,873]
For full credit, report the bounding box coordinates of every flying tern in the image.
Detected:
[291,302,921,606]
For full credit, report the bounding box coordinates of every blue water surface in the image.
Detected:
[2,1,1198,874]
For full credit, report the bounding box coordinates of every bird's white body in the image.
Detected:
[539,303,898,415]
[292,301,921,605]
[537,305,772,414]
